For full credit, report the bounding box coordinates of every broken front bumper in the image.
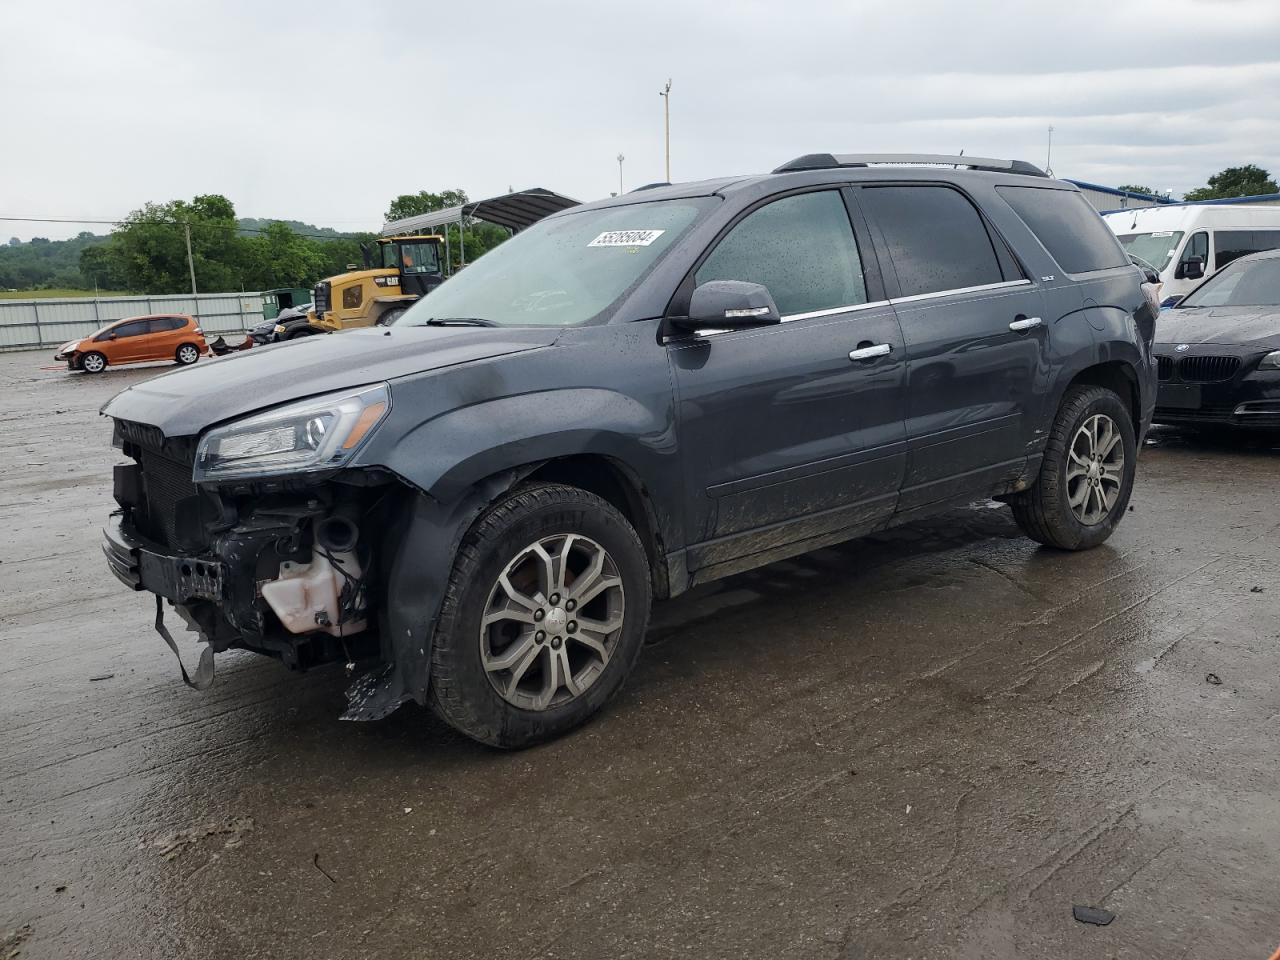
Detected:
[102,513,224,603]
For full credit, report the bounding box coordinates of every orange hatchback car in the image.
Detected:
[55,314,207,373]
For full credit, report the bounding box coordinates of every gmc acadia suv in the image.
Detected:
[102,153,1158,747]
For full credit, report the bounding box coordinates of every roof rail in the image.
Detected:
[772,153,1048,178]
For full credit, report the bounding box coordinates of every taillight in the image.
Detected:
[194,326,203,335]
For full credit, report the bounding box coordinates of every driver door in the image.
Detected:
[667,188,907,578]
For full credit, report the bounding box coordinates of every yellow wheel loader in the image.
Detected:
[275,235,447,340]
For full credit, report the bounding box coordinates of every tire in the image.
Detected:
[285,328,316,340]
[81,351,106,374]
[1009,385,1137,550]
[376,306,408,327]
[175,343,200,365]
[429,483,651,749]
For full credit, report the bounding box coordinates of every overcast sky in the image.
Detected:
[3,0,1278,240]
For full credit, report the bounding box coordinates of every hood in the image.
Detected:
[1156,306,1280,350]
[101,325,560,437]
[324,267,395,287]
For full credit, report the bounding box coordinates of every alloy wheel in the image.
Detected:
[178,345,199,364]
[479,533,625,711]
[1066,413,1124,525]
[82,353,105,373]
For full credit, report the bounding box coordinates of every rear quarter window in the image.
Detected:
[997,186,1129,274]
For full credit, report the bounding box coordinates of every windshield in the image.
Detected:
[399,198,713,327]
[1179,256,1280,308]
[1117,231,1184,271]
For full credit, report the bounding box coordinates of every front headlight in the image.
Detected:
[273,324,285,334]
[1260,350,1280,370]
[193,384,390,482]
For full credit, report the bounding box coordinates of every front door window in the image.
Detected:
[695,190,868,316]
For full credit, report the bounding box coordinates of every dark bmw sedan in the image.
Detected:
[1154,248,1280,430]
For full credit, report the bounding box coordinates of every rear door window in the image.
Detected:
[997,186,1128,274]
[859,185,1005,297]
[1215,229,1280,269]
[1213,230,1256,269]
[695,190,868,316]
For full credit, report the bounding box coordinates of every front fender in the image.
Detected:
[395,388,670,495]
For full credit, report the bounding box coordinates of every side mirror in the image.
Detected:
[672,280,782,331]
[1176,256,1205,281]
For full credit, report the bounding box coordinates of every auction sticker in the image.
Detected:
[589,229,665,247]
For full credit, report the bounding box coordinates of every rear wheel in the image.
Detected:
[175,343,200,365]
[1009,385,1137,550]
[429,483,651,748]
[81,351,106,374]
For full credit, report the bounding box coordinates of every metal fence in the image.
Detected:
[0,292,266,352]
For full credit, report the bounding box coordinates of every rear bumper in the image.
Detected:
[102,513,224,602]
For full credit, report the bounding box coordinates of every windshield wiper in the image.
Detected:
[422,317,498,327]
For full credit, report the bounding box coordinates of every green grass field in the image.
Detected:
[0,289,135,300]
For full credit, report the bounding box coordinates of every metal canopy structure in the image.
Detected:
[381,187,580,237]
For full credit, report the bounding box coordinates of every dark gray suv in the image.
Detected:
[102,153,1158,747]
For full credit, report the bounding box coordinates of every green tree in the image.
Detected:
[79,244,126,289]
[1184,165,1278,201]
[1117,184,1156,196]
[107,194,243,293]
[317,234,377,276]
[236,222,331,289]
[384,189,469,223]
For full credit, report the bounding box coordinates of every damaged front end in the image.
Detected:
[101,386,420,719]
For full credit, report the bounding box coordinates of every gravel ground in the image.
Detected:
[2,349,1278,959]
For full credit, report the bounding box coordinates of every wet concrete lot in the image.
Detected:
[2,349,1278,960]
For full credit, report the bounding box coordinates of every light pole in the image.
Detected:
[659,79,671,182]
[617,153,625,195]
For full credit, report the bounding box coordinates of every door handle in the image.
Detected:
[1009,316,1042,332]
[848,343,892,362]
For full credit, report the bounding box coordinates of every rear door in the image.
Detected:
[146,317,182,359]
[857,183,1047,514]
[668,187,908,575]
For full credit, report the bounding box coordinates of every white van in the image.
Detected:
[1102,204,1280,303]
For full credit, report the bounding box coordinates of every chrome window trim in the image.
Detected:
[781,299,891,322]
[889,278,1031,306]
[676,279,1033,340]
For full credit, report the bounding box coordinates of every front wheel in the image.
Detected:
[80,351,107,374]
[376,306,408,326]
[1009,385,1137,550]
[428,483,652,748]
